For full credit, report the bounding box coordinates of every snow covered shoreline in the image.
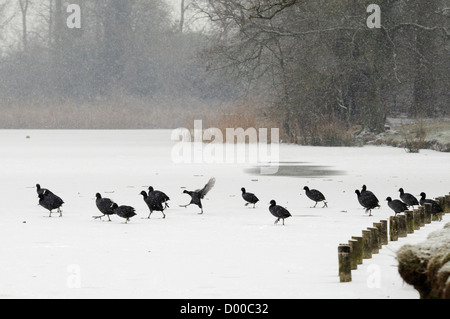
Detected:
[0,130,448,299]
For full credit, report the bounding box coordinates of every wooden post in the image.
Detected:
[362,230,372,259]
[444,194,450,213]
[389,216,398,241]
[418,206,425,227]
[374,222,386,246]
[426,203,439,222]
[348,239,358,270]
[405,210,414,234]
[437,197,444,209]
[423,204,432,224]
[338,244,352,282]
[437,197,445,217]
[368,227,380,253]
[413,209,421,229]
[379,220,388,245]
[351,236,363,265]
[434,199,443,221]
[398,215,407,237]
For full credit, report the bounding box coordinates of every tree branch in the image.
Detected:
[391,22,450,38]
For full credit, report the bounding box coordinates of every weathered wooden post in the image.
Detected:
[348,239,359,270]
[437,197,445,218]
[405,210,414,234]
[351,236,363,265]
[380,220,388,245]
[413,209,421,229]
[397,214,407,237]
[444,194,450,213]
[418,206,425,227]
[368,227,380,253]
[437,197,444,209]
[338,244,352,282]
[426,203,440,222]
[423,204,432,224]
[389,216,398,241]
[374,222,387,246]
[362,230,372,259]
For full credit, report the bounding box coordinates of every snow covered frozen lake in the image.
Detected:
[0,129,448,299]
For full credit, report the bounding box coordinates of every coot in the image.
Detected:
[180,177,216,214]
[111,203,136,223]
[386,197,408,216]
[241,187,259,208]
[269,200,291,225]
[38,192,64,217]
[93,193,115,221]
[303,186,328,208]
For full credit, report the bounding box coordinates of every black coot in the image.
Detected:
[140,191,165,219]
[241,187,259,208]
[180,177,216,214]
[93,193,115,221]
[148,186,170,209]
[398,188,419,208]
[386,197,408,216]
[419,192,443,217]
[303,186,328,208]
[355,189,380,216]
[111,203,136,223]
[361,185,379,201]
[38,192,64,217]
[269,200,291,225]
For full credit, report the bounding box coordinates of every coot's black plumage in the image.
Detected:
[303,186,328,208]
[38,192,64,217]
[180,177,216,214]
[140,191,165,219]
[241,187,259,208]
[419,192,443,215]
[361,185,379,202]
[398,188,419,208]
[36,184,54,196]
[386,197,408,216]
[111,203,136,223]
[355,189,380,216]
[93,193,115,221]
[148,186,170,209]
[269,200,291,225]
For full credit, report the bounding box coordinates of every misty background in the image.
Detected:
[0,0,448,145]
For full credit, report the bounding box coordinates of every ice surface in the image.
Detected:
[0,130,448,299]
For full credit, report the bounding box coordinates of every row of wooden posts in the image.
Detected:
[338,194,450,283]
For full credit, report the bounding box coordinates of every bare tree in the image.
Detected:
[194,0,449,141]
[180,0,186,32]
[18,0,30,51]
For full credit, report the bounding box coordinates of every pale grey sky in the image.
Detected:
[166,0,181,19]
[0,0,199,53]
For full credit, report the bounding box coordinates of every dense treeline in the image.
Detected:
[0,0,448,142]
[0,0,234,103]
[190,0,449,142]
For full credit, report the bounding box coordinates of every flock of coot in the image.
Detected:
[36,181,444,225]
[36,178,217,223]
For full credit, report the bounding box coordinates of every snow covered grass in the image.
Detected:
[373,118,450,152]
[0,130,448,299]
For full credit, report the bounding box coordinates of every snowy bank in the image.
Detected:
[397,223,450,299]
